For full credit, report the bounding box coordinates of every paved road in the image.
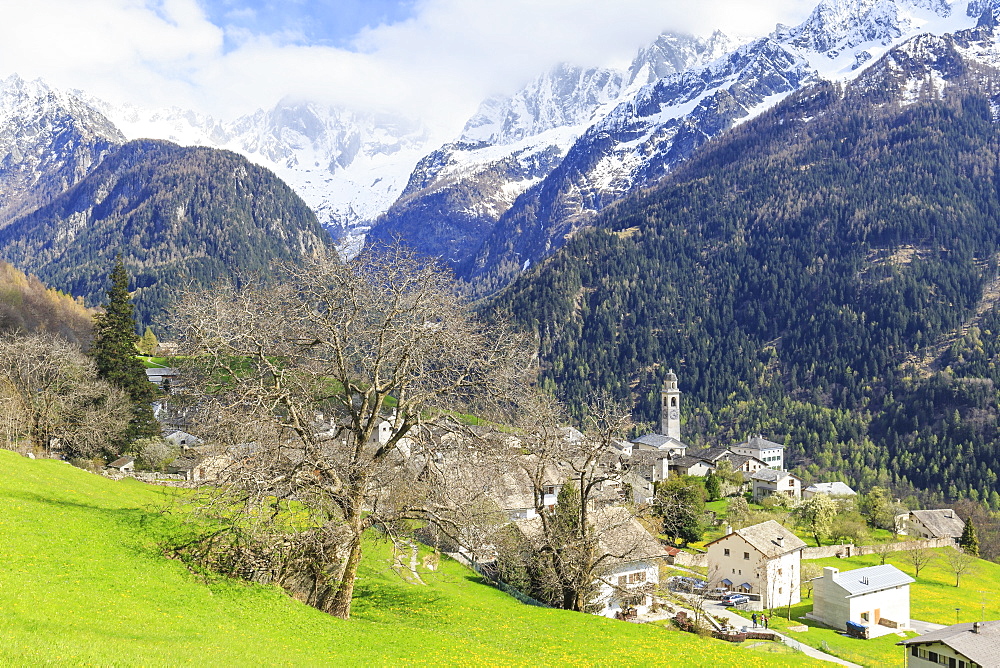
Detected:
[910,619,946,634]
[708,601,863,667]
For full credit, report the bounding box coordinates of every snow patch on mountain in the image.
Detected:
[89,97,435,252]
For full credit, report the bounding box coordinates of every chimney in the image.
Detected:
[823,567,839,580]
[725,524,733,535]
[974,622,982,633]
[776,535,784,548]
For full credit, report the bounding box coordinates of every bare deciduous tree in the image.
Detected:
[871,541,895,566]
[490,393,654,613]
[172,245,530,619]
[904,546,934,579]
[942,547,977,588]
[0,332,130,458]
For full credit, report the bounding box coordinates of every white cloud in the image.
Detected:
[0,0,818,134]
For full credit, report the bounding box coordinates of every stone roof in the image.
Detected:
[734,435,784,451]
[750,468,797,483]
[707,519,806,558]
[804,481,856,496]
[910,509,966,539]
[516,507,667,565]
[628,450,672,465]
[107,456,134,469]
[686,446,731,463]
[829,564,914,597]
[630,433,685,449]
[669,455,712,469]
[898,621,1000,667]
[728,453,765,470]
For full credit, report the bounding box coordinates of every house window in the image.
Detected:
[861,612,869,622]
[779,587,782,594]
[778,568,783,575]
[724,549,730,556]
[744,552,750,560]
[788,479,795,487]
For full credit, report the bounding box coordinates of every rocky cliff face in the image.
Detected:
[461,0,992,289]
[366,31,732,267]
[0,75,124,227]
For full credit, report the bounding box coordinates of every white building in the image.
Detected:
[810,565,914,632]
[898,620,1000,668]
[705,520,806,609]
[661,369,681,440]
[750,468,802,502]
[731,435,785,470]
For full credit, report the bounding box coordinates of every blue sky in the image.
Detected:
[198,0,419,49]
[0,0,817,133]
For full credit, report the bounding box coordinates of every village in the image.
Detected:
[99,366,999,667]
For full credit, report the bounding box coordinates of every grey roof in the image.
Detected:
[750,468,797,483]
[898,621,1000,667]
[728,453,766,470]
[107,456,134,468]
[628,450,672,465]
[734,435,784,451]
[630,434,683,449]
[910,509,966,539]
[831,564,914,597]
[686,446,731,463]
[517,507,667,565]
[707,519,806,558]
[805,481,856,496]
[164,431,202,447]
[669,455,713,469]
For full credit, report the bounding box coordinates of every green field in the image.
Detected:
[0,451,826,666]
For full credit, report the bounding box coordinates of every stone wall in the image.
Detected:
[672,550,708,569]
[801,537,956,561]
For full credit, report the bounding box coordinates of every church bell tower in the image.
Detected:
[661,369,681,440]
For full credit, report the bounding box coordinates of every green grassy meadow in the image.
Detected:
[0,451,826,666]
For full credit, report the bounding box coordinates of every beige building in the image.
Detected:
[705,520,806,609]
[810,565,913,632]
[899,620,1000,668]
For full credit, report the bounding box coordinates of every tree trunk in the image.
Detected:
[328,531,363,619]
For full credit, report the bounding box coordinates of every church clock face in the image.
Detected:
[668,408,679,420]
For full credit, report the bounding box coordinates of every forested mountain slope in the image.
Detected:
[0,261,93,345]
[0,140,330,325]
[496,26,1000,504]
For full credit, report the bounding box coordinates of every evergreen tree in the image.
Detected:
[91,257,158,444]
[959,518,979,557]
[705,470,722,502]
[137,326,159,355]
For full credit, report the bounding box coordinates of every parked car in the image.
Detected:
[720,593,749,606]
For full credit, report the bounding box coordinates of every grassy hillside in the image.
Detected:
[0,451,823,666]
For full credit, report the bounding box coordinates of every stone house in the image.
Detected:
[749,468,802,502]
[905,509,965,540]
[809,564,914,632]
[898,620,1000,668]
[705,520,806,609]
[106,456,135,474]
